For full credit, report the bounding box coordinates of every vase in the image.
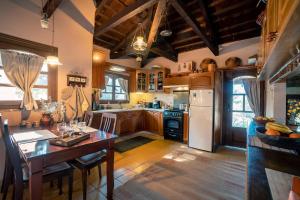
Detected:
[40,113,54,127]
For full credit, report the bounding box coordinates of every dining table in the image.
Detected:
[10,125,118,200]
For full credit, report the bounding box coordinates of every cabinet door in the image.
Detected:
[183,113,189,143]
[152,111,159,133]
[136,70,148,92]
[156,71,164,91]
[148,72,156,92]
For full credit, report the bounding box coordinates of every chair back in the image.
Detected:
[99,113,117,133]
[0,115,24,187]
[83,111,93,127]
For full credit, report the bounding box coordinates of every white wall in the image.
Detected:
[265,81,286,123]
[144,37,260,73]
[0,0,95,184]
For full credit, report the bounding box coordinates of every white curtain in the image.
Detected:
[0,50,44,110]
[242,78,261,116]
[118,78,129,100]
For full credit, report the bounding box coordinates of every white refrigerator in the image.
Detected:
[188,89,213,152]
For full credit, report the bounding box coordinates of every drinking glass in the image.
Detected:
[78,122,87,133]
[57,122,66,138]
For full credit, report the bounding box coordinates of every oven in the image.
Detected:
[163,110,184,142]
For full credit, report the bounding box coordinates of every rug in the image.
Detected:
[114,149,245,200]
[114,136,155,153]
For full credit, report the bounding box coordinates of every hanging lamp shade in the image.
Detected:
[133,36,147,51]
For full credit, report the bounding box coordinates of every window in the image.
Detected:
[0,54,49,102]
[100,73,129,103]
[232,79,254,128]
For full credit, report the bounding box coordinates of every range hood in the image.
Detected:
[164,75,189,88]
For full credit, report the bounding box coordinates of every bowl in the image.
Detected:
[256,127,300,154]
[253,118,275,126]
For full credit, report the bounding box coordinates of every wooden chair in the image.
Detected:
[83,111,93,127]
[70,113,117,200]
[0,116,74,200]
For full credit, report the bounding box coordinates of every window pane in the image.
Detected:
[233,83,245,94]
[115,94,126,100]
[0,86,23,100]
[115,79,120,86]
[115,86,121,93]
[35,74,48,86]
[232,112,255,128]
[245,97,252,112]
[105,86,112,92]
[32,88,48,100]
[101,93,112,100]
[232,95,243,111]
[0,69,12,85]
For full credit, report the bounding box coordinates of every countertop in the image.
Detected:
[92,108,189,114]
[247,122,300,200]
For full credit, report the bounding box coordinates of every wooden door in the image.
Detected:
[222,69,256,148]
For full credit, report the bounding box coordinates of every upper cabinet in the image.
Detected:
[189,72,214,89]
[258,0,300,79]
[136,70,148,92]
[136,68,170,92]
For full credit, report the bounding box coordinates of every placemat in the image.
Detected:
[12,130,58,144]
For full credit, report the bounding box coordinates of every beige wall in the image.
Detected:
[0,0,95,182]
[0,0,95,103]
[145,37,260,73]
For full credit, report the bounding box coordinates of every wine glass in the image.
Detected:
[57,122,66,138]
[78,122,87,133]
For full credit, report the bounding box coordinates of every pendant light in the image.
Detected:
[131,23,147,52]
[160,2,172,37]
[46,0,62,66]
[40,0,49,29]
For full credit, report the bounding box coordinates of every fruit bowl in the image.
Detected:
[256,127,300,154]
[253,118,275,126]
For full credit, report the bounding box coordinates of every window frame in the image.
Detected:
[100,72,130,104]
[0,32,58,109]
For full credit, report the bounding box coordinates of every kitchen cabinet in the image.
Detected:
[144,110,163,135]
[136,70,148,92]
[136,69,170,92]
[189,72,214,89]
[257,0,299,76]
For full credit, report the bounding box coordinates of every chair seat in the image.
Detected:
[22,162,72,181]
[73,150,106,167]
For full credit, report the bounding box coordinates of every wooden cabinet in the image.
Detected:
[136,69,169,92]
[189,72,214,89]
[136,70,148,92]
[183,112,189,143]
[144,110,163,135]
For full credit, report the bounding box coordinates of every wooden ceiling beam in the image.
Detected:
[142,0,168,63]
[42,0,63,18]
[150,47,178,62]
[170,0,219,55]
[94,0,158,37]
[195,0,218,44]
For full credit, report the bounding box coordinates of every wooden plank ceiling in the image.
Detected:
[93,0,262,65]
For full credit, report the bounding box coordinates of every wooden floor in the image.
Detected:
[1,132,246,200]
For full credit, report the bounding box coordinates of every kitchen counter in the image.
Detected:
[93,108,188,113]
[247,122,300,200]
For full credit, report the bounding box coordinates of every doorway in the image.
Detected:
[222,70,256,148]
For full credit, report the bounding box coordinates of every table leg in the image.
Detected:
[106,144,115,200]
[29,166,43,200]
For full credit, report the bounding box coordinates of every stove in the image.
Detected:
[163,109,184,142]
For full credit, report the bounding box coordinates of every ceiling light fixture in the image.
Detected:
[132,23,147,52]
[46,0,62,66]
[110,66,125,72]
[40,13,49,29]
[160,1,172,37]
